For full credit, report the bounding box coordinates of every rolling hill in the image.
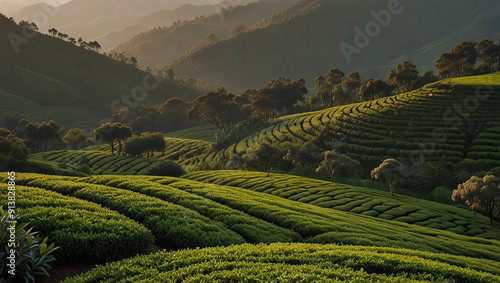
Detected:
[95,3,228,51]
[0,14,201,130]
[166,0,500,91]
[9,0,244,51]
[65,243,500,282]
[185,170,499,240]
[194,72,500,172]
[2,173,500,281]
[110,0,298,68]
[82,72,500,176]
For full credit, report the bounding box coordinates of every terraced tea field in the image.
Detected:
[88,137,210,171]
[3,173,500,264]
[164,125,224,142]
[196,73,500,169]
[29,150,166,176]
[185,170,500,240]
[65,243,500,282]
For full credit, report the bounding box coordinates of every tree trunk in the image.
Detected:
[110,142,115,154]
[329,169,336,182]
[118,140,122,154]
[267,165,272,177]
[390,182,394,197]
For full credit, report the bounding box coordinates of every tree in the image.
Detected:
[283,142,322,175]
[326,68,345,87]
[94,123,132,154]
[332,84,348,106]
[24,120,61,152]
[314,75,331,107]
[124,132,166,158]
[342,71,362,102]
[314,69,345,108]
[48,28,58,36]
[187,88,246,130]
[359,79,393,101]
[0,128,29,170]
[308,94,322,110]
[130,57,138,66]
[230,25,247,37]
[203,33,218,45]
[412,70,439,89]
[435,42,478,78]
[386,61,419,94]
[452,175,500,225]
[68,37,76,45]
[63,128,88,150]
[244,139,284,177]
[249,78,307,119]
[316,151,361,182]
[476,39,500,74]
[371,159,409,197]
[115,125,133,154]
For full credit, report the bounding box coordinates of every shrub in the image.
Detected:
[147,160,186,177]
[0,182,154,261]
[0,208,58,283]
[430,186,454,204]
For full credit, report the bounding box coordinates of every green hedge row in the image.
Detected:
[161,177,500,261]
[0,184,153,261]
[64,243,500,283]
[81,176,302,243]
[20,176,245,249]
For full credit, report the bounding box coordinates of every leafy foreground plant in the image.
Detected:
[0,208,58,283]
[65,243,500,282]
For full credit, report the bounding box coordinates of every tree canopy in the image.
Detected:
[371,159,409,197]
[124,132,166,158]
[452,175,500,225]
[244,139,284,177]
[359,79,394,101]
[249,78,307,119]
[94,123,132,154]
[187,88,250,130]
[435,42,478,78]
[316,151,362,182]
[24,120,61,152]
[0,128,29,170]
[387,61,419,94]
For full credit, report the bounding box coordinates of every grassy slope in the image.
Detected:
[199,72,500,169]
[86,136,211,171]
[5,172,500,281]
[167,0,500,91]
[0,15,201,130]
[156,72,500,172]
[111,0,295,68]
[65,243,500,282]
[29,150,170,175]
[184,170,500,240]
[6,173,500,263]
[164,124,223,142]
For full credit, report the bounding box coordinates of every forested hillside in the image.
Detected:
[166,0,500,91]
[110,0,298,68]
[0,15,201,130]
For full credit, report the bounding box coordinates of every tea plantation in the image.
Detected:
[64,243,500,282]
[185,170,499,240]
[202,72,500,169]
[3,173,500,265]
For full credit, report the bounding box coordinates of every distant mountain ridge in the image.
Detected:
[110,0,298,68]
[165,0,500,91]
[10,0,236,50]
[0,15,201,130]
